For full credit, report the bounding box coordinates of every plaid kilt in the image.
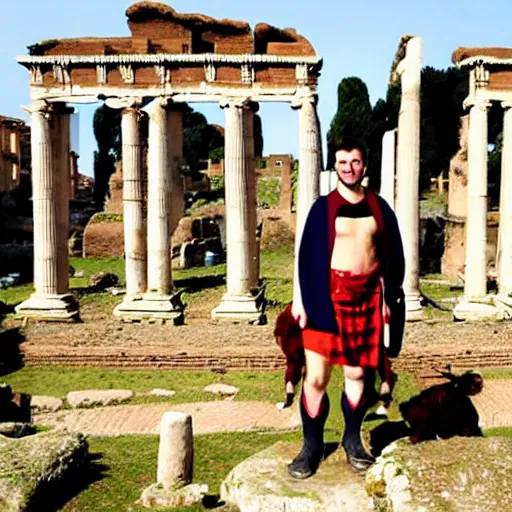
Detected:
[274,303,305,385]
[303,265,383,368]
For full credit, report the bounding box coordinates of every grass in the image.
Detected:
[0,247,294,314]
[61,431,300,512]
[1,365,419,428]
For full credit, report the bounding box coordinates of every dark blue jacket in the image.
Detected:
[298,190,406,358]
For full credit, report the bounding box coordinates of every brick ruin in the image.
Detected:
[15,2,323,324]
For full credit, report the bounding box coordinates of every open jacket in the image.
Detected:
[298,189,406,358]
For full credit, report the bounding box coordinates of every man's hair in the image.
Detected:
[333,137,368,166]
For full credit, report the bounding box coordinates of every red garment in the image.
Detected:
[303,265,383,368]
[274,303,305,385]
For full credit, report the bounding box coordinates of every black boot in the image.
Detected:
[288,391,330,479]
[341,392,375,473]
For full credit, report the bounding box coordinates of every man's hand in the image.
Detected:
[291,301,307,329]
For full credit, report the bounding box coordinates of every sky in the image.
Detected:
[1,0,512,177]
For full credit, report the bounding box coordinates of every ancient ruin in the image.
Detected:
[451,47,512,320]
[0,115,27,193]
[379,36,424,321]
[15,2,323,323]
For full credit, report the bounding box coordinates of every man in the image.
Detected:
[289,137,405,478]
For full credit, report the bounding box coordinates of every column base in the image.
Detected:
[453,296,500,322]
[211,292,266,324]
[113,291,185,324]
[15,294,80,322]
[405,294,426,322]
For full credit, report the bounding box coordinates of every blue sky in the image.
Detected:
[1,0,511,177]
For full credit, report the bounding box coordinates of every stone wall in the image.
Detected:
[82,213,125,258]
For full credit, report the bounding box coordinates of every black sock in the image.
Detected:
[301,390,330,458]
[341,392,371,457]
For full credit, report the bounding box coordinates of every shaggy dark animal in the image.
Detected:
[399,369,483,443]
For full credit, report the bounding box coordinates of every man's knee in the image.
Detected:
[344,366,365,381]
[305,372,329,391]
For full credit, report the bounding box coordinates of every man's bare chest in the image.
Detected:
[334,216,378,240]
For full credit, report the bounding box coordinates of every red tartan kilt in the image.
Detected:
[303,266,383,368]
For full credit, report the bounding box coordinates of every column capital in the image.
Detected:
[219,97,251,109]
[290,89,317,109]
[103,96,143,110]
[463,97,491,111]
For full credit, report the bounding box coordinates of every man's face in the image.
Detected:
[334,149,366,189]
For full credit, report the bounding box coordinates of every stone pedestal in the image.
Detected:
[16,104,79,321]
[395,37,424,321]
[138,411,209,509]
[212,99,263,323]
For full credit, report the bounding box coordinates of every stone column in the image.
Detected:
[167,106,185,236]
[395,37,424,321]
[463,100,490,299]
[498,103,512,297]
[380,129,396,209]
[116,99,184,323]
[115,107,147,314]
[454,99,498,320]
[291,94,322,305]
[15,103,79,321]
[244,103,259,289]
[212,99,263,323]
[157,412,193,488]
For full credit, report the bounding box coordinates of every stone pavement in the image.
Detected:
[471,380,512,429]
[33,400,301,437]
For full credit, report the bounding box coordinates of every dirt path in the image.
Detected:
[33,400,300,437]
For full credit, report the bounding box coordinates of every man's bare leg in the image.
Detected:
[288,350,331,479]
[341,365,376,472]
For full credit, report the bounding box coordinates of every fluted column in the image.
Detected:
[395,37,423,320]
[33,106,58,296]
[291,94,322,304]
[167,106,185,236]
[52,105,73,295]
[15,103,78,320]
[244,103,259,289]
[463,100,491,298]
[224,99,250,296]
[147,98,172,295]
[380,129,397,209]
[499,102,512,297]
[121,107,146,298]
[212,99,263,323]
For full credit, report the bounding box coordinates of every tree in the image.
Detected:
[92,105,121,209]
[254,114,263,158]
[326,77,373,169]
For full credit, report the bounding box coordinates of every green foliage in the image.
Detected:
[291,159,298,206]
[89,213,123,224]
[92,105,122,209]
[257,177,281,208]
[27,39,59,56]
[209,175,224,190]
[256,157,267,169]
[208,146,224,164]
[326,77,373,169]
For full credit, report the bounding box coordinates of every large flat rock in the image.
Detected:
[366,437,512,511]
[0,430,88,512]
[221,441,370,512]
